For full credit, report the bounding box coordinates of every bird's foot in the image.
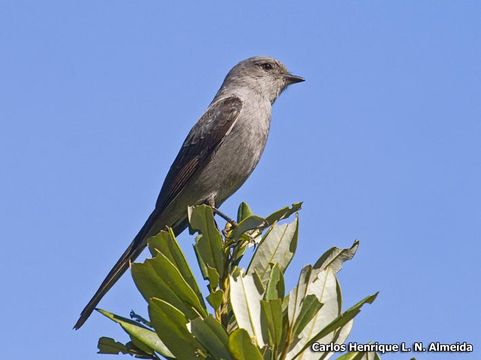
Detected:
[212,207,237,227]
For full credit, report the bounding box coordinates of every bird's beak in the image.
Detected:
[284,73,305,85]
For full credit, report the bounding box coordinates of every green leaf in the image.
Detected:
[314,240,359,273]
[237,202,254,222]
[97,309,174,358]
[148,298,204,359]
[248,217,299,283]
[207,265,220,290]
[189,205,225,278]
[265,202,302,225]
[264,264,285,301]
[260,299,283,348]
[287,269,341,359]
[147,228,205,307]
[194,242,209,279]
[262,346,274,360]
[231,266,241,278]
[229,272,265,348]
[130,336,156,356]
[287,266,313,326]
[132,252,208,320]
[97,338,154,358]
[228,329,263,360]
[97,337,129,355]
[292,294,323,338]
[336,351,381,360]
[191,316,232,360]
[232,235,251,263]
[291,292,379,360]
[231,215,266,239]
[207,289,224,311]
[318,320,354,360]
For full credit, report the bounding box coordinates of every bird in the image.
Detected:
[74,56,304,329]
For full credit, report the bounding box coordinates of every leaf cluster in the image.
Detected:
[97,202,379,360]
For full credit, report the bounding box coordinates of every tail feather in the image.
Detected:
[73,211,158,330]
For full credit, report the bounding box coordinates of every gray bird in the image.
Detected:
[74,56,304,329]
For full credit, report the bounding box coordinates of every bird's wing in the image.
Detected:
[155,95,243,211]
[73,96,243,330]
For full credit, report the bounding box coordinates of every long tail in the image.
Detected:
[73,210,159,330]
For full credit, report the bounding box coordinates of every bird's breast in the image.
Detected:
[199,99,272,204]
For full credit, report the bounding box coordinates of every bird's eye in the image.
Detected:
[260,63,274,71]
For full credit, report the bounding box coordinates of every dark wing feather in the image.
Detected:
[155,96,243,211]
[73,96,242,330]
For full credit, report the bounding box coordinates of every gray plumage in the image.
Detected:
[74,56,304,329]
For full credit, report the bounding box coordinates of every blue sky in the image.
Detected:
[1,1,480,359]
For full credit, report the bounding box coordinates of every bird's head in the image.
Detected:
[222,56,304,104]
